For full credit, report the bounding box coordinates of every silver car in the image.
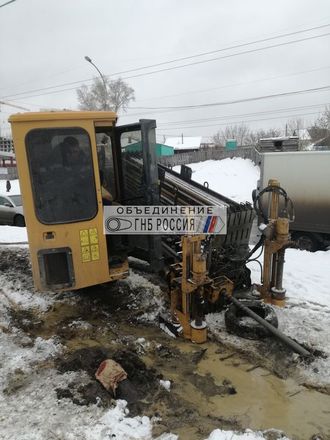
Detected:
[0,193,25,227]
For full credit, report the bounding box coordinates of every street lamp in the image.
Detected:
[84,56,108,110]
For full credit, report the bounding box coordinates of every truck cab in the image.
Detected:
[9,111,162,291]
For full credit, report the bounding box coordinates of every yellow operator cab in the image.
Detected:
[9,111,162,292]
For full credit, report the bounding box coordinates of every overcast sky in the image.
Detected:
[0,0,329,140]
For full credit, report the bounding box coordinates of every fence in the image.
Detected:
[0,167,18,181]
[0,146,261,182]
[0,138,14,153]
[158,146,260,167]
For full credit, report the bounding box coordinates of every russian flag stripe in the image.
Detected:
[203,216,211,233]
[209,216,217,233]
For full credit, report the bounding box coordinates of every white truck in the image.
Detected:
[255,150,330,251]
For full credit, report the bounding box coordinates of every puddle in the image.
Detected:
[139,332,330,439]
[194,344,329,438]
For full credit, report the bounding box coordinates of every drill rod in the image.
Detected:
[229,296,311,357]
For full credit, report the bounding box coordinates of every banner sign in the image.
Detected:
[104,205,226,235]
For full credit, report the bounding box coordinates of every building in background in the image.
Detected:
[257,136,299,152]
[125,141,174,157]
[0,136,16,177]
[164,136,202,154]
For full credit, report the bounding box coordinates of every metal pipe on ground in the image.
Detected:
[229,296,311,357]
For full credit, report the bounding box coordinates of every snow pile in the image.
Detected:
[121,271,166,322]
[274,248,330,307]
[1,362,177,440]
[206,429,289,440]
[173,158,260,203]
[76,400,153,439]
[0,331,62,391]
[159,379,171,391]
[0,225,27,243]
[1,281,54,312]
[248,248,330,386]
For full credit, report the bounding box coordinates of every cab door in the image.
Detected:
[112,119,164,272]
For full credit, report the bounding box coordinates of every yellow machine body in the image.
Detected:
[257,179,292,307]
[9,111,128,291]
[170,235,234,343]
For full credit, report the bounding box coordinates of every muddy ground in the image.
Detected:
[1,247,329,439]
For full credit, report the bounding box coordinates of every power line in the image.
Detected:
[0,0,16,8]
[120,32,330,82]
[110,23,330,78]
[137,65,330,103]
[2,24,330,101]
[157,103,330,126]
[123,95,330,120]
[156,110,323,133]
[128,85,330,111]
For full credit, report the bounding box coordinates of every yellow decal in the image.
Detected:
[89,228,99,244]
[91,244,100,261]
[80,228,99,262]
[81,245,91,262]
[80,229,89,246]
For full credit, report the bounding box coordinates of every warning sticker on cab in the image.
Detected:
[80,229,99,262]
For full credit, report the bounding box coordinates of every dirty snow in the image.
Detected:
[1,161,329,439]
[1,279,54,312]
[159,380,171,391]
[123,271,166,322]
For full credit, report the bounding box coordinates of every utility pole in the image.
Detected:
[84,56,108,110]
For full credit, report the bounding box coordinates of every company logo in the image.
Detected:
[104,206,226,235]
[105,217,133,232]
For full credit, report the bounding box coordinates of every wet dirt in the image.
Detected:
[1,248,330,439]
[34,294,330,440]
[0,247,33,288]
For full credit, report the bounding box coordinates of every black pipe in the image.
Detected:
[229,296,311,357]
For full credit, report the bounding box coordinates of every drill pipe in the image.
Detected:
[229,296,311,357]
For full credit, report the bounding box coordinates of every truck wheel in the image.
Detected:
[225,300,278,340]
[292,232,319,252]
[14,215,26,227]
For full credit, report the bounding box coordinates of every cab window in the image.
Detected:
[96,133,116,203]
[26,127,97,224]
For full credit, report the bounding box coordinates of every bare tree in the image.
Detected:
[308,106,330,142]
[77,77,135,113]
[212,124,250,147]
[315,106,330,129]
[246,128,282,145]
[285,118,305,136]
